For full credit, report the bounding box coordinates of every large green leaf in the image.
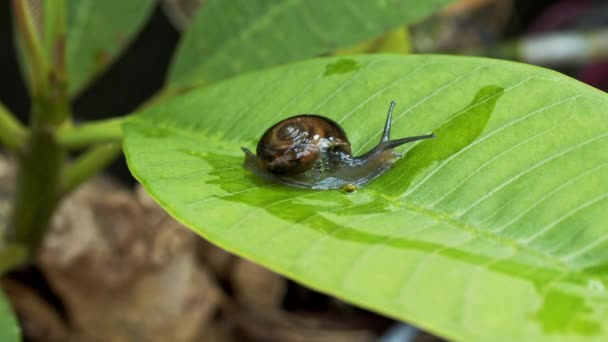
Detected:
[66,0,156,95]
[0,288,20,342]
[167,0,451,89]
[124,55,608,341]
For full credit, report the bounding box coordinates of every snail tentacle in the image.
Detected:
[380,100,396,143]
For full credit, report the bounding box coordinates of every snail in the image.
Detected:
[241,101,434,191]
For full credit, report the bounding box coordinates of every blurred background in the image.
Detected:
[1,0,607,341]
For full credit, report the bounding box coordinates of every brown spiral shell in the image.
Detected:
[256,115,351,176]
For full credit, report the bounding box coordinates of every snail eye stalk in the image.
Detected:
[374,100,435,153]
[380,100,397,143]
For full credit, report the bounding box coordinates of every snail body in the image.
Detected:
[242,101,434,190]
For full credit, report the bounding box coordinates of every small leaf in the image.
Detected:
[124,55,608,341]
[66,0,156,95]
[0,288,20,342]
[167,0,451,89]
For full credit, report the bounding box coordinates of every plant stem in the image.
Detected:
[56,87,179,193]
[12,0,47,97]
[9,0,180,255]
[56,117,125,148]
[9,127,64,254]
[54,87,179,191]
[0,102,28,150]
[7,0,69,256]
[61,143,122,194]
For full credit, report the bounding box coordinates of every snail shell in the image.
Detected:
[256,115,350,176]
[242,101,434,190]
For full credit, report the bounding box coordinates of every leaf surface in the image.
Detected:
[66,0,156,95]
[167,0,450,89]
[0,288,20,342]
[124,55,608,341]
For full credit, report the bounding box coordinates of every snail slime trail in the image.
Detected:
[242,102,435,190]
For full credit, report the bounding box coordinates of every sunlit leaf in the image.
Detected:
[124,55,608,341]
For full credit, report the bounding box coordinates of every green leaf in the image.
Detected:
[124,55,608,341]
[66,0,156,95]
[167,0,451,89]
[0,288,20,342]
